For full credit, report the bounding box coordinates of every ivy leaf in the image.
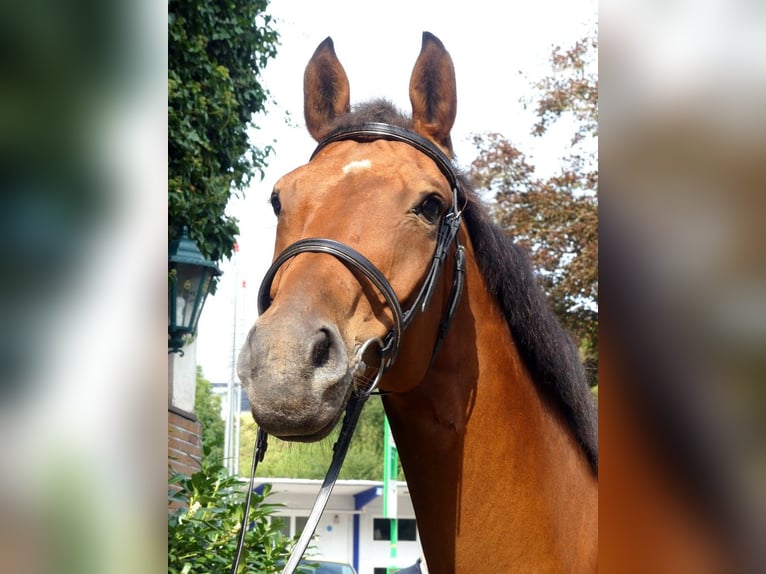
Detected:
[168,0,280,269]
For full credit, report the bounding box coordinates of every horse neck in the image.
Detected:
[383,241,598,573]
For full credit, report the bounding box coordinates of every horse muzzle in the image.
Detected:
[237,310,354,441]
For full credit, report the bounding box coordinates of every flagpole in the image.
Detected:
[225,243,240,475]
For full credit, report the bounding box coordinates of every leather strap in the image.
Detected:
[311,122,458,193]
[230,429,268,574]
[258,238,405,365]
[281,391,369,573]
[430,244,466,364]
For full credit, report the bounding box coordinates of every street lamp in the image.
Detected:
[168,226,222,354]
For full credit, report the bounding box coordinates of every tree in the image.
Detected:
[195,367,225,468]
[168,0,279,266]
[469,33,598,383]
[238,399,400,481]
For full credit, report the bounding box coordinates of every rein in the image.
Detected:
[231,123,465,574]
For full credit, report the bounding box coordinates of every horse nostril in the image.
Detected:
[311,327,333,368]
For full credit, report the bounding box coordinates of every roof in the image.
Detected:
[252,477,410,499]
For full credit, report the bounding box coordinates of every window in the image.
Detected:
[295,515,309,537]
[271,515,309,538]
[373,518,417,541]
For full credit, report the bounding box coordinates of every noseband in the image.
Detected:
[232,123,465,574]
[257,122,466,371]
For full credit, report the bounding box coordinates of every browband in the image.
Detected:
[311,122,460,194]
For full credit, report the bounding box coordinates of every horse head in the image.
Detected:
[237,33,461,441]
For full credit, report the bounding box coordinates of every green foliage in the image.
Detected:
[239,399,401,480]
[168,0,279,266]
[168,465,291,573]
[195,367,225,467]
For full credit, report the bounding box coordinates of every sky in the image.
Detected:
[196,0,598,384]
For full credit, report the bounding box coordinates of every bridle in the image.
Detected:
[260,123,466,367]
[231,123,466,574]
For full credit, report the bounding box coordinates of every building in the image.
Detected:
[211,380,250,412]
[211,381,425,572]
[168,341,204,476]
[257,478,424,574]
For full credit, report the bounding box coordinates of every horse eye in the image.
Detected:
[414,195,443,224]
[270,192,282,216]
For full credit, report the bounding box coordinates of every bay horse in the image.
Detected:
[237,32,598,572]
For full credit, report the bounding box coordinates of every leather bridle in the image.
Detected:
[231,123,466,574]
[258,123,466,368]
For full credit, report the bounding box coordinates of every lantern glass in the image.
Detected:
[169,263,204,331]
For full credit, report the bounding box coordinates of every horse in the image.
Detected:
[237,32,598,573]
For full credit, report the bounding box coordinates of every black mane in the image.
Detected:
[462,190,599,473]
[329,100,598,473]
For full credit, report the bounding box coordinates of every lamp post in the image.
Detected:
[168,226,222,355]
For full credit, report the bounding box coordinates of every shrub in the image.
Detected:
[168,465,291,573]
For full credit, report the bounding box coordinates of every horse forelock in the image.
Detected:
[316,99,598,473]
[326,99,412,133]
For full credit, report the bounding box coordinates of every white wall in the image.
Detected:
[358,515,422,574]
[170,338,197,412]
[274,510,423,574]
[264,480,423,574]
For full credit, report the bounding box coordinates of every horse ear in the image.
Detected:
[304,37,351,141]
[409,32,457,154]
